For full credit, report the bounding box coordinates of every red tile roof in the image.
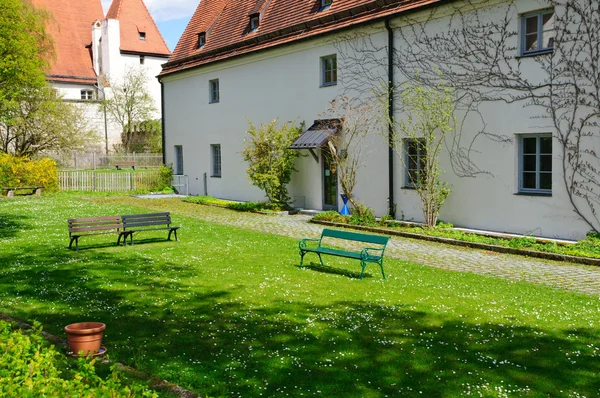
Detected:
[107,0,171,56]
[31,0,104,84]
[161,0,443,77]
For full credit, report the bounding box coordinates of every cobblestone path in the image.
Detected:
[122,197,600,296]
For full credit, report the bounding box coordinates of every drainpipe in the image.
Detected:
[160,80,166,166]
[385,19,395,218]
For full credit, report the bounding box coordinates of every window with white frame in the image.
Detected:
[209,79,220,103]
[174,145,184,175]
[321,55,337,87]
[211,144,221,177]
[519,134,552,194]
[521,9,555,55]
[80,89,94,100]
[405,138,426,187]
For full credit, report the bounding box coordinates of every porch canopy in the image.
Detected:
[290,119,339,150]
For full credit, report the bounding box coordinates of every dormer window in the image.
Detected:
[319,0,333,11]
[249,14,260,33]
[197,32,206,49]
[139,32,146,41]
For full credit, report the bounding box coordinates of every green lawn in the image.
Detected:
[0,194,599,397]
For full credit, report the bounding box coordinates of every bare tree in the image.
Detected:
[102,67,156,153]
[335,0,600,232]
[321,97,380,217]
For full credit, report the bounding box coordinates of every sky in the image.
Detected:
[101,0,198,51]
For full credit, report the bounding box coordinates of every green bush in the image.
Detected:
[0,320,157,397]
[0,154,58,191]
[158,164,174,191]
[349,204,376,226]
[312,210,350,223]
[183,196,281,212]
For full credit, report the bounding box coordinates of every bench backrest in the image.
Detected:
[122,212,171,229]
[321,228,390,246]
[68,216,122,233]
[113,161,136,166]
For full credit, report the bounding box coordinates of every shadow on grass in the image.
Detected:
[1,229,599,397]
[300,262,373,279]
[0,212,31,239]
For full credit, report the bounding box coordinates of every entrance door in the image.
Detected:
[322,149,338,210]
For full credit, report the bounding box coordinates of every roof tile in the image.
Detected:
[162,0,442,76]
[31,0,104,83]
[107,0,171,56]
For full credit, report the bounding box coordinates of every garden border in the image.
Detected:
[0,313,199,398]
[309,220,600,267]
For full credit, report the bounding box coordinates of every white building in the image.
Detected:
[32,0,171,152]
[159,0,600,240]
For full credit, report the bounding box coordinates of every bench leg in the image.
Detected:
[299,251,305,268]
[317,253,324,268]
[130,232,134,246]
[117,232,125,246]
[360,261,367,280]
[168,228,178,241]
[69,237,76,250]
[379,261,386,280]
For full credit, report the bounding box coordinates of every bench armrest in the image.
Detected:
[299,238,321,250]
[361,247,385,259]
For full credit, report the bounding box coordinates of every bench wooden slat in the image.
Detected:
[69,216,121,223]
[69,225,122,233]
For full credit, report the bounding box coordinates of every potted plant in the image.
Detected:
[64,322,106,356]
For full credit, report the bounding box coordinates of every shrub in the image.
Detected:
[0,154,58,191]
[158,164,173,191]
[0,320,157,397]
[313,210,350,223]
[349,204,376,226]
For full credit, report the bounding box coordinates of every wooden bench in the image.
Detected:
[299,228,390,279]
[119,212,179,246]
[2,186,42,197]
[113,160,136,170]
[68,216,123,252]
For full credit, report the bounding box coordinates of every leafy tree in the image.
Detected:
[0,0,53,113]
[124,119,162,153]
[1,87,97,156]
[0,0,96,156]
[102,67,156,153]
[242,119,303,208]
[390,76,454,227]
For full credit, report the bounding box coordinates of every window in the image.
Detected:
[249,15,259,32]
[519,134,552,194]
[521,9,555,55]
[209,79,220,103]
[80,89,94,100]
[319,0,333,11]
[139,32,146,41]
[405,138,426,187]
[321,55,337,87]
[197,32,206,49]
[174,145,184,175]
[211,144,221,177]
[139,55,145,65]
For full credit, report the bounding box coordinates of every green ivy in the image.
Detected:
[0,320,157,397]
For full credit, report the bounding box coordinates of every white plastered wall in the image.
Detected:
[162,0,592,239]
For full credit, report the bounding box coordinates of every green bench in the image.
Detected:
[299,228,391,279]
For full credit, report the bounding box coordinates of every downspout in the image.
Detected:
[160,80,166,166]
[385,19,395,218]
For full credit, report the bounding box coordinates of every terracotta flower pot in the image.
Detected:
[64,322,106,356]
